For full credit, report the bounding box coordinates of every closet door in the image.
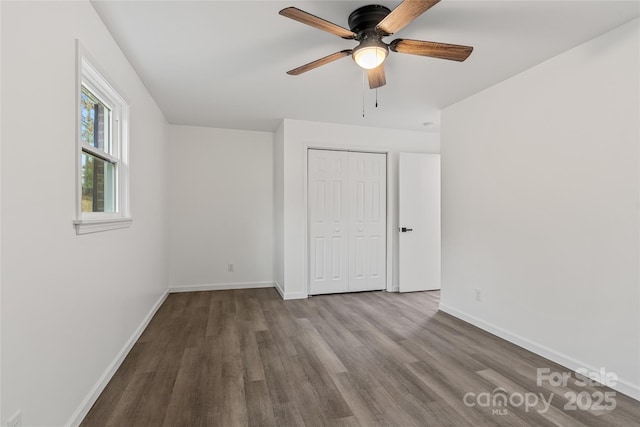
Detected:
[348,152,387,292]
[308,150,350,295]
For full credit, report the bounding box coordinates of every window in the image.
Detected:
[81,87,116,213]
[74,43,131,234]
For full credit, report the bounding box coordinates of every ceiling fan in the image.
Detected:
[280,0,473,89]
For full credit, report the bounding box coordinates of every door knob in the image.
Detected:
[400,227,413,232]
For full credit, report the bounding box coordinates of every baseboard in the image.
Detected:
[168,281,275,293]
[283,291,308,300]
[65,291,168,427]
[439,303,640,401]
[274,281,285,299]
[272,282,307,300]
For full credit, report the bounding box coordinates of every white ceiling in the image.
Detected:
[91,1,639,133]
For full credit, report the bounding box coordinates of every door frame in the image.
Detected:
[305,146,392,296]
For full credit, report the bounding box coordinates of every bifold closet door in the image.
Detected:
[348,152,387,292]
[308,150,350,295]
[308,149,386,295]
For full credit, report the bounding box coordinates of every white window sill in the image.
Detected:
[73,217,132,235]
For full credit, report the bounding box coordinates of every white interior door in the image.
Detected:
[349,152,387,292]
[308,149,387,295]
[308,150,350,295]
[398,153,441,292]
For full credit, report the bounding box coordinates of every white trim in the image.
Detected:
[65,291,168,427]
[274,281,285,299]
[303,145,310,298]
[283,291,309,300]
[439,303,640,401]
[0,1,3,419]
[73,217,132,235]
[75,40,131,229]
[168,281,306,300]
[385,153,393,293]
[169,281,275,293]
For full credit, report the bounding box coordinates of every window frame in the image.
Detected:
[74,41,131,234]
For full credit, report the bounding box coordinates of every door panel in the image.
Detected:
[312,237,325,280]
[309,150,350,295]
[348,151,387,292]
[370,234,382,278]
[399,153,441,292]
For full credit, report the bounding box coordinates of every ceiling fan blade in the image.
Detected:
[376,0,440,35]
[287,50,353,75]
[390,39,473,62]
[367,64,386,89]
[280,7,356,39]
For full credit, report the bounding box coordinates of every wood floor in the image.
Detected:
[81,289,640,426]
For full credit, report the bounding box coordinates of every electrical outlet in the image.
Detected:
[475,289,482,302]
[7,410,22,427]
[228,263,234,272]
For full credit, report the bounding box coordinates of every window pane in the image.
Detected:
[81,86,111,154]
[82,151,116,213]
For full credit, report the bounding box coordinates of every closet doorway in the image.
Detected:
[308,149,387,295]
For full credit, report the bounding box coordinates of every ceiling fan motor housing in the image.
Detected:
[348,5,391,36]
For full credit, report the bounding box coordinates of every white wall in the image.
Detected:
[1,1,169,425]
[168,125,274,290]
[273,122,285,296]
[441,19,640,399]
[276,119,440,299]
[0,2,3,423]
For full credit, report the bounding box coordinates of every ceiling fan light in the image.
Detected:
[353,44,388,69]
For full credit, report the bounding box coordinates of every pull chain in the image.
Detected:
[361,71,381,115]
